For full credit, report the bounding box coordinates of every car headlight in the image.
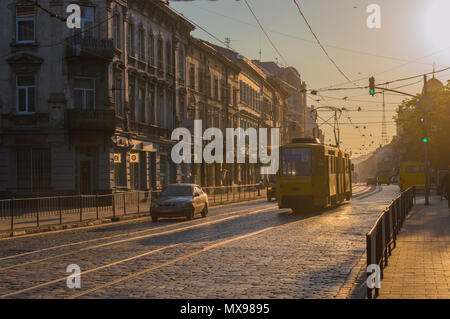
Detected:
[268,187,272,190]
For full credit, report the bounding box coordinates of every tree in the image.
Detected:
[393,82,450,169]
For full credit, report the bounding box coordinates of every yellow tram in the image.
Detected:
[276,138,352,211]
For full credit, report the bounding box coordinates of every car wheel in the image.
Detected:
[186,210,195,220]
[201,204,208,218]
[151,216,158,222]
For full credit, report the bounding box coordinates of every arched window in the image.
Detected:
[148,31,154,66]
[166,40,172,74]
[157,36,163,70]
[178,46,185,80]
[138,27,145,60]
[127,21,135,56]
[113,12,121,49]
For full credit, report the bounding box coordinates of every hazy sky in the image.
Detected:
[170,0,450,158]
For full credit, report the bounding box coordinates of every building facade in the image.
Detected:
[0,0,193,197]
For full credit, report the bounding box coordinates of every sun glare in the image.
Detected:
[424,0,450,59]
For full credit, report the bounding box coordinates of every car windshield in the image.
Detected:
[161,185,193,197]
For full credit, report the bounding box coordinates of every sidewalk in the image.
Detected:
[378,196,450,299]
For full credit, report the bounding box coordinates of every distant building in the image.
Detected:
[252,61,307,142]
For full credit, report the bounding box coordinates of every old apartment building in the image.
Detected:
[0,0,192,197]
[0,0,317,197]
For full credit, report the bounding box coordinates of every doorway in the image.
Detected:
[80,160,91,194]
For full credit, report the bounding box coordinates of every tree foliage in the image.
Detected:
[393,82,450,169]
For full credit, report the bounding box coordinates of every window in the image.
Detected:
[74,7,94,38]
[157,91,164,126]
[16,6,35,43]
[114,75,123,116]
[114,148,126,187]
[189,64,195,89]
[148,90,155,124]
[282,148,312,176]
[148,33,154,66]
[138,87,145,122]
[129,81,135,121]
[127,23,135,56]
[113,13,121,49]
[214,77,218,99]
[178,47,185,79]
[157,37,163,70]
[166,40,172,73]
[198,69,204,93]
[206,72,211,97]
[138,29,145,60]
[17,75,35,113]
[74,78,95,109]
[16,148,51,192]
[239,81,243,101]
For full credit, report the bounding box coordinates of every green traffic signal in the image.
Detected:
[369,77,375,96]
[423,138,428,143]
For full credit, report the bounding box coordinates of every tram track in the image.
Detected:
[0,209,287,299]
[0,204,279,272]
[353,185,383,200]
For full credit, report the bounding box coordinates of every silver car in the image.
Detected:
[150,184,209,222]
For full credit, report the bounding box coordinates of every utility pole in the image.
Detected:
[423,75,429,205]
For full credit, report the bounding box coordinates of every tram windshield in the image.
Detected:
[281,148,311,176]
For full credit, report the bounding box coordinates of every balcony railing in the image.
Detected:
[67,109,115,132]
[66,35,114,60]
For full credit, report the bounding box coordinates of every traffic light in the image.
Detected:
[369,77,375,96]
[379,144,382,150]
[422,137,428,143]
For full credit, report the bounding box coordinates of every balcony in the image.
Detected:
[67,109,115,133]
[66,36,114,61]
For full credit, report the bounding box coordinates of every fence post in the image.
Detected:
[36,199,40,227]
[79,195,83,222]
[366,234,372,299]
[95,194,99,220]
[112,193,116,218]
[137,191,140,214]
[59,196,62,225]
[10,199,14,234]
[123,192,126,215]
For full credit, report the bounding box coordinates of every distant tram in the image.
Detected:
[276,138,352,211]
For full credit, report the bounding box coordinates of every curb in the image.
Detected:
[1,212,151,239]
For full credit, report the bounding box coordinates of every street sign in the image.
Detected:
[113,153,122,163]
[416,95,434,113]
[130,153,139,163]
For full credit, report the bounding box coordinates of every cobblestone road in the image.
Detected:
[0,184,401,298]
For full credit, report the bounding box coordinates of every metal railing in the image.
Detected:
[201,183,264,205]
[366,187,416,299]
[0,184,266,235]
